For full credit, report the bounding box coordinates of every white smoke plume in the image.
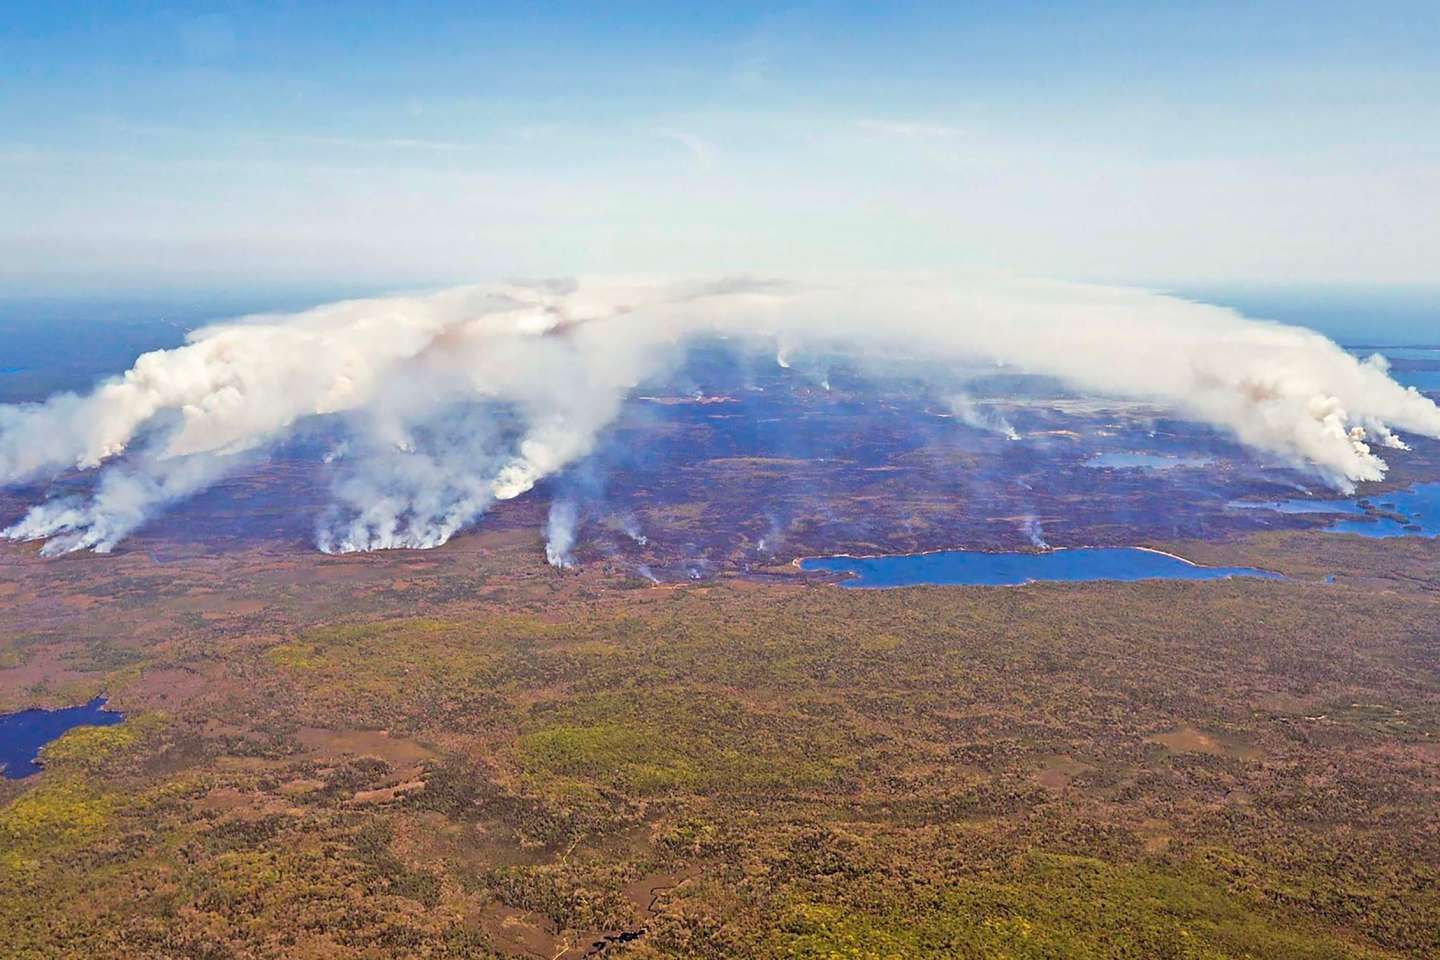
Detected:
[945,393,1021,440]
[3,451,234,555]
[775,340,793,369]
[619,514,648,546]
[3,272,1439,555]
[1020,514,1049,549]
[756,511,790,555]
[544,498,579,568]
[317,404,507,552]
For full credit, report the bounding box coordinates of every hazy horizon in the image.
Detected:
[5,279,1437,345]
[4,2,1437,293]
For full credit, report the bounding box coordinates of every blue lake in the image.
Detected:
[801,547,1280,588]
[1239,482,1440,538]
[0,697,124,778]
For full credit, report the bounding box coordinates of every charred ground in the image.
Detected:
[7,344,1439,573]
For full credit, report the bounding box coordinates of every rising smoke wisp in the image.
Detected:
[3,273,1439,555]
[945,393,1021,441]
[544,498,579,569]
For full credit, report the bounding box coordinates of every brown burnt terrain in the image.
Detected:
[1,510,1438,958]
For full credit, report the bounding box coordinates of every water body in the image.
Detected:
[1362,347,1440,361]
[1343,346,1440,392]
[0,697,124,778]
[1189,287,1439,347]
[1237,482,1440,538]
[801,547,1280,588]
[1326,483,1440,538]
[1396,370,1440,391]
[1230,499,1369,516]
[1086,452,1214,470]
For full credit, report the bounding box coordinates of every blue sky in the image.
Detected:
[3,1,1437,294]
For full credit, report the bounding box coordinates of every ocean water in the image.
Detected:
[1187,286,1439,347]
[1364,348,1440,360]
[0,291,379,402]
[1394,370,1440,391]
[1341,346,1440,392]
[800,547,1280,588]
[0,697,124,778]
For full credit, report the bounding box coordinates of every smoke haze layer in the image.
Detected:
[3,273,1438,555]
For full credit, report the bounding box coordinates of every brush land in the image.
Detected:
[1,523,1437,959]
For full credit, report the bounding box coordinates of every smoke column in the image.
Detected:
[1020,514,1049,549]
[545,499,579,568]
[3,272,1438,555]
[619,514,648,546]
[946,393,1021,440]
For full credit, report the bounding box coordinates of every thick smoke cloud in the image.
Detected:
[3,273,1438,555]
